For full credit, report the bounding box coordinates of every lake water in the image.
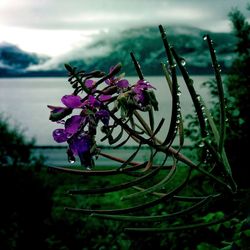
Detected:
[0,76,214,146]
[0,76,216,166]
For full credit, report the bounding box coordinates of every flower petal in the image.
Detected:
[99,94,112,102]
[95,109,110,126]
[85,79,95,89]
[136,80,156,89]
[61,95,82,108]
[117,79,129,88]
[86,95,100,107]
[65,115,83,135]
[69,134,91,155]
[52,129,68,143]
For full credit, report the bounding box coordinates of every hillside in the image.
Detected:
[0,25,236,77]
[0,43,48,77]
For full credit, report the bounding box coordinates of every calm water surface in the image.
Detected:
[0,76,214,146]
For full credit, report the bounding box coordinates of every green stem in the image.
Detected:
[205,35,226,153]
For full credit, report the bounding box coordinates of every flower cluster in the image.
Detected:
[48,65,158,168]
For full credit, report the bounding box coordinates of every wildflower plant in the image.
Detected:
[47,25,242,233]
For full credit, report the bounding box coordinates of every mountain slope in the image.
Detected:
[81,25,236,75]
[0,43,49,77]
[0,25,237,77]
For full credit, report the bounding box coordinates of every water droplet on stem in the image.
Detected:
[203,35,208,41]
[68,159,75,164]
[180,57,186,66]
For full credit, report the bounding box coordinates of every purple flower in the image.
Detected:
[48,94,83,121]
[85,79,95,89]
[105,66,129,89]
[95,109,110,126]
[117,79,129,88]
[63,132,93,168]
[85,79,96,93]
[52,114,86,143]
[83,95,100,108]
[69,133,92,155]
[133,80,156,93]
[132,80,156,105]
[69,133,94,167]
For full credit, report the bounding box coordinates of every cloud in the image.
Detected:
[1,0,249,30]
[1,0,249,56]
[27,32,113,71]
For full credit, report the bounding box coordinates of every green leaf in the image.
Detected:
[48,107,72,122]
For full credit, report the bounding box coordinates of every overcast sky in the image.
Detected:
[0,0,249,56]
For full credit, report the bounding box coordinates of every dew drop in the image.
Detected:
[177,114,181,119]
[203,35,208,41]
[55,130,61,136]
[198,141,205,148]
[180,58,186,66]
[177,91,182,96]
[86,166,92,171]
[171,63,177,69]
[68,159,75,164]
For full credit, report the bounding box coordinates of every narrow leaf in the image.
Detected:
[68,166,160,195]
[121,159,176,201]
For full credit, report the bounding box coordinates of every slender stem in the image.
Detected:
[108,110,232,191]
[130,52,144,80]
[171,47,207,139]
[205,35,226,153]
[159,25,179,146]
[91,195,214,222]
[124,209,239,232]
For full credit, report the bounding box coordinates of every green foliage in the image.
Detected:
[0,165,52,249]
[0,113,34,166]
[0,114,248,249]
[201,6,250,187]
[0,114,130,249]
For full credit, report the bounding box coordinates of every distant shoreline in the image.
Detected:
[0,71,224,78]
